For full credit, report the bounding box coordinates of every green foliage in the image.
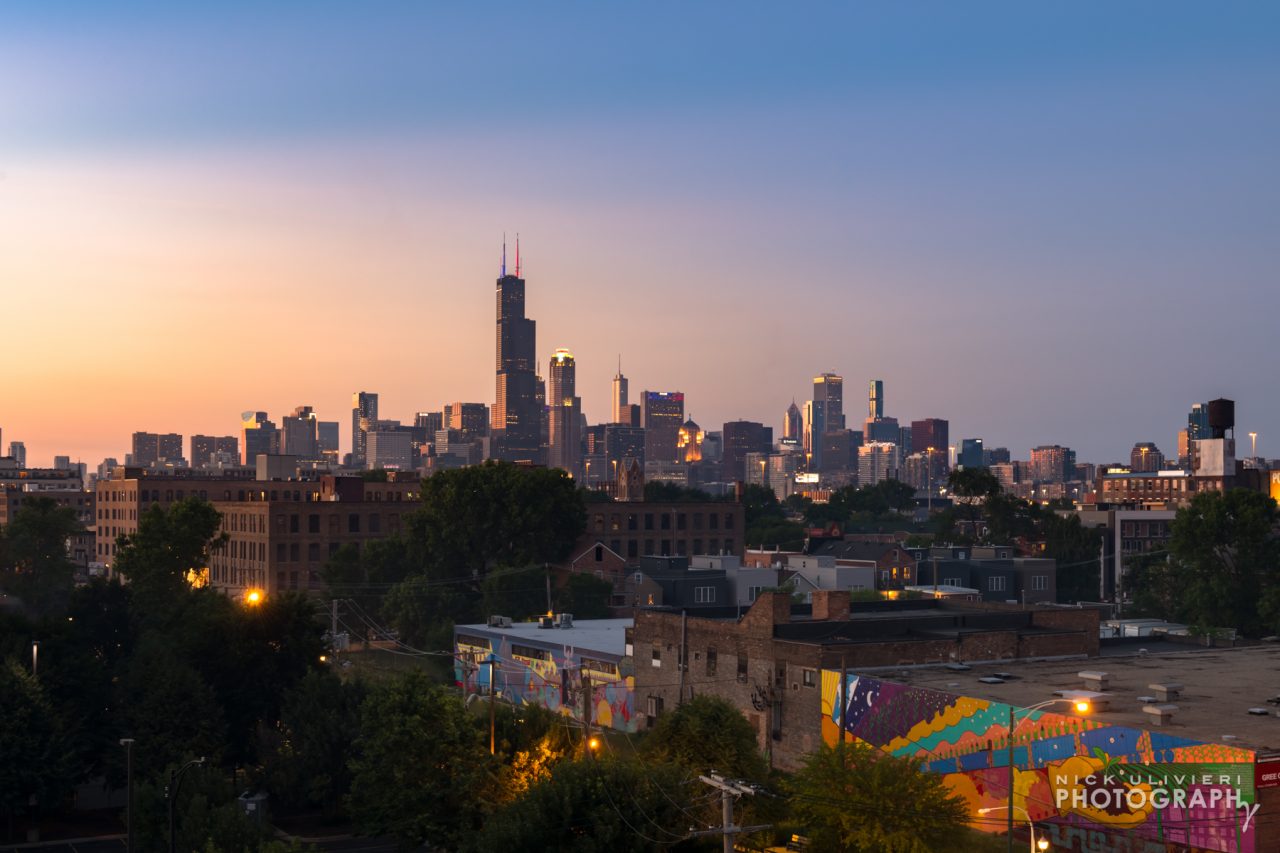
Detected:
[788,742,969,853]
[321,538,417,640]
[1041,512,1102,603]
[411,461,586,582]
[346,670,492,849]
[803,481,919,529]
[481,564,550,621]
[112,498,227,622]
[743,485,807,549]
[1128,489,1280,636]
[133,764,269,853]
[643,694,768,782]
[0,495,81,617]
[556,572,615,619]
[947,467,1001,499]
[381,573,467,655]
[258,671,366,819]
[0,660,76,822]
[465,756,693,853]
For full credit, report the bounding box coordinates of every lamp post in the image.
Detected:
[978,805,1050,852]
[31,640,39,677]
[167,757,206,853]
[119,739,135,853]
[1249,431,1258,458]
[484,653,498,755]
[1004,699,1089,853]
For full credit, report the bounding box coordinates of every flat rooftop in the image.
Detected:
[867,644,1280,754]
[456,618,631,656]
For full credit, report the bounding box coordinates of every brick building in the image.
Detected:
[630,591,1099,770]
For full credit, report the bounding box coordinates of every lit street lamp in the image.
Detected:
[31,640,39,677]
[979,805,1050,852]
[1003,699,1089,853]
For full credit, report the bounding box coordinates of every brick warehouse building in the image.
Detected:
[629,591,1100,770]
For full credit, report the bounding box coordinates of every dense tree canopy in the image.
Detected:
[0,496,81,617]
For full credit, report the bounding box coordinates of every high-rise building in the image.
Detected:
[492,241,541,463]
[677,419,704,464]
[1187,403,1211,442]
[783,401,802,442]
[317,421,340,462]
[191,435,239,468]
[603,424,645,473]
[612,357,629,425]
[444,403,490,439]
[643,391,684,464]
[910,419,949,456]
[902,448,947,492]
[7,442,24,468]
[242,412,280,465]
[131,432,184,468]
[858,441,898,487]
[1130,442,1164,473]
[1030,445,1076,483]
[814,373,844,432]
[868,379,884,420]
[722,420,774,482]
[547,348,582,475]
[367,430,414,470]
[414,412,443,435]
[957,438,984,469]
[863,416,899,444]
[282,406,320,460]
[821,430,859,474]
[352,392,378,467]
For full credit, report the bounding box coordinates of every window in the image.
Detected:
[512,644,550,662]
[660,514,671,531]
[307,543,320,562]
[647,695,664,718]
[724,513,734,529]
[644,513,654,531]
[694,586,715,604]
[803,668,816,688]
[706,647,717,675]
[943,577,962,587]
[628,540,638,558]
[348,513,360,533]
[988,576,1006,592]
[748,585,764,602]
[774,662,786,688]
[651,648,662,668]
[369,514,381,533]
[709,513,719,530]
[737,654,748,682]
[677,513,687,531]
[627,514,637,531]
[595,545,604,562]
[289,514,299,533]
[289,543,300,562]
[1032,575,1048,591]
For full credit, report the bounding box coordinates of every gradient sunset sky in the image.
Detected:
[3,2,1278,467]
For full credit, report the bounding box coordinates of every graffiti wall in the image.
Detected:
[454,630,638,733]
[821,671,1257,852]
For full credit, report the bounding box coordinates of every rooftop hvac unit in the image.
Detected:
[556,613,574,629]
[538,616,555,629]
[487,615,513,629]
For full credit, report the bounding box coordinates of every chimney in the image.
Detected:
[812,590,851,622]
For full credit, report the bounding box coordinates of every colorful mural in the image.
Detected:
[454,631,638,733]
[820,671,1257,852]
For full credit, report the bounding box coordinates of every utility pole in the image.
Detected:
[119,739,135,853]
[582,671,593,755]
[545,563,552,615]
[167,757,205,853]
[486,654,497,755]
[677,610,687,706]
[1098,535,1106,605]
[692,773,769,853]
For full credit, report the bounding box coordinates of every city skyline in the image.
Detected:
[3,3,1278,466]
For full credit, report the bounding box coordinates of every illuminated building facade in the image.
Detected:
[492,243,542,463]
[677,418,704,463]
[351,392,378,467]
[547,348,582,475]
[643,391,684,464]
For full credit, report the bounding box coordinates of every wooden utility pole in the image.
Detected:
[692,773,769,853]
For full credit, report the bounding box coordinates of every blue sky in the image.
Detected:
[2,2,1278,465]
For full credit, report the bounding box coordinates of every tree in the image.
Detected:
[0,660,75,838]
[744,485,807,549]
[346,671,492,849]
[111,498,227,623]
[1129,489,1280,636]
[945,468,1001,544]
[555,572,614,619]
[410,461,586,583]
[259,671,366,819]
[321,537,417,636]
[788,742,969,853]
[465,757,692,853]
[1040,512,1102,603]
[0,496,81,617]
[644,694,768,782]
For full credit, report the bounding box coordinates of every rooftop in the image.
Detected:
[457,617,632,656]
[867,644,1280,754]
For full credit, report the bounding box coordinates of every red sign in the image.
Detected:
[1256,759,1280,789]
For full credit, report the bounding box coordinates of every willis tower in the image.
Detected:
[492,237,543,463]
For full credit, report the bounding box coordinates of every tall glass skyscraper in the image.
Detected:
[492,246,542,463]
[547,348,582,475]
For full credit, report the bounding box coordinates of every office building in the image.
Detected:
[282,406,319,460]
[1030,444,1076,483]
[612,358,629,424]
[444,402,490,439]
[351,392,378,468]
[366,430,414,471]
[643,391,684,464]
[910,418,949,458]
[414,412,443,435]
[721,420,773,482]
[547,348,582,476]
[814,373,844,432]
[857,441,898,486]
[957,438,985,469]
[820,430,859,475]
[317,421,340,463]
[492,243,542,463]
[7,442,24,467]
[863,416,899,444]
[130,432,184,468]
[603,424,645,475]
[676,419,703,464]
[191,435,239,468]
[783,400,802,442]
[1129,442,1164,473]
[868,379,884,420]
[241,412,280,465]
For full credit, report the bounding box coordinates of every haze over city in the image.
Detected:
[3,2,1279,467]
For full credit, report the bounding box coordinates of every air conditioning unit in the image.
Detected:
[538,616,555,629]
[556,613,574,629]
[487,615,513,629]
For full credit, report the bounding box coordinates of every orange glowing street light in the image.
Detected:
[244,588,264,606]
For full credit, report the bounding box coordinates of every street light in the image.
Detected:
[979,805,1051,852]
[243,588,264,606]
[31,640,39,677]
[167,757,206,853]
[1249,431,1258,458]
[119,739,135,853]
[1004,699,1089,853]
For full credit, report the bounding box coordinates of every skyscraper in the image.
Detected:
[242,411,279,464]
[612,357,629,425]
[868,379,884,420]
[547,348,582,475]
[1030,444,1076,483]
[643,391,684,464]
[444,403,490,438]
[352,392,378,467]
[957,438,984,469]
[492,240,542,463]
[131,432,184,467]
[317,421,340,462]
[783,400,802,442]
[723,420,774,482]
[1130,442,1164,472]
[814,373,844,431]
[282,405,319,460]
[8,441,26,467]
[677,419,704,463]
[191,435,239,468]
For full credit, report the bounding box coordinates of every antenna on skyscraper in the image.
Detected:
[502,233,507,277]
[515,233,521,277]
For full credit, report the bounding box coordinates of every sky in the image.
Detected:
[2,2,1278,467]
